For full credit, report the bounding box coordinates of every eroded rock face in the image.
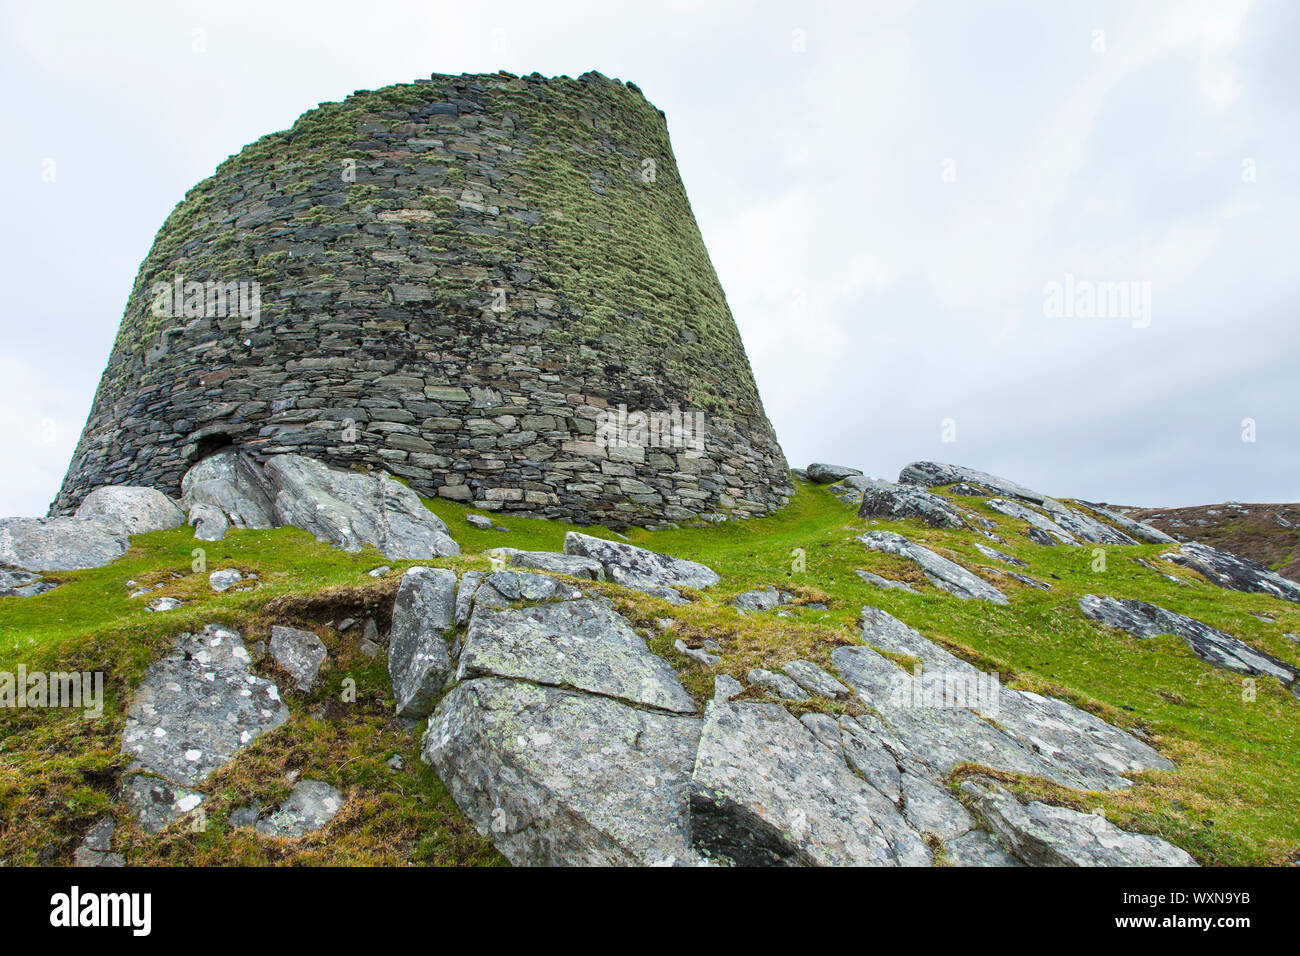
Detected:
[1165,542,1300,603]
[858,531,1008,604]
[1079,594,1298,690]
[965,780,1196,867]
[0,516,130,572]
[425,678,702,866]
[120,625,288,830]
[563,531,718,593]
[986,499,1078,545]
[181,448,276,530]
[74,486,185,534]
[264,454,459,560]
[857,479,970,529]
[1078,502,1176,544]
[458,599,697,714]
[388,567,457,718]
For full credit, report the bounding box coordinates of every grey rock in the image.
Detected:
[181,448,276,529]
[782,659,851,699]
[263,453,459,560]
[1165,542,1300,603]
[712,674,745,701]
[1051,508,1139,546]
[690,700,930,866]
[388,567,457,718]
[269,625,327,692]
[1002,570,1053,590]
[840,717,902,804]
[424,677,702,865]
[0,516,131,572]
[564,531,719,593]
[986,499,1078,545]
[465,514,494,529]
[208,568,242,592]
[944,828,1023,867]
[368,565,392,577]
[857,478,970,529]
[731,585,788,611]
[1022,526,1056,546]
[854,569,919,594]
[454,570,483,625]
[0,567,58,598]
[973,542,1027,566]
[472,570,583,609]
[1077,502,1176,544]
[120,624,288,830]
[746,668,809,701]
[967,780,1197,866]
[806,462,864,484]
[82,816,116,852]
[800,712,843,756]
[1079,594,1298,688]
[229,805,261,828]
[460,598,696,713]
[187,502,229,541]
[75,486,184,534]
[73,847,124,868]
[675,638,720,668]
[900,769,973,839]
[255,780,344,838]
[898,462,1051,506]
[858,531,1008,604]
[484,547,605,580]
[146,596,182,612]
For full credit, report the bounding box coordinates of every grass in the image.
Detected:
[2,481,1298,865]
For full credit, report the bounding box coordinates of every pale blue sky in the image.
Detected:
[1,0,1296,516]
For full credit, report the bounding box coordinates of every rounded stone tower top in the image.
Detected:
[53,71,791,527]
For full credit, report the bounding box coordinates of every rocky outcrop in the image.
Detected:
[263,454,459,559]
[899,462,1053,506]
[0,516,131,572]
[388,567,457,718]
[120,625,288,830]
[483,548,604,580]
[181,448,277,531]
[1164,542,1300,603]
[854,569,919,594]
[858,531,1008,604]
[985,499,1078,545]
[1077,502,1176,544]
[0,567,59,597]
[857,479,970,529]
[1079,594,1298,691]
[563,531,718,595]
[73,486,185,534]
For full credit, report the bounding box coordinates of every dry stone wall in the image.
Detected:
[52,71,791,527]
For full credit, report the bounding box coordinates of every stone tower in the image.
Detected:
[52,71,791,527]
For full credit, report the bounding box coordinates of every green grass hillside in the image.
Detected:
[2,480,1297,865]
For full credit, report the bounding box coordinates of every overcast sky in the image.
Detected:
[2,0,1296,517]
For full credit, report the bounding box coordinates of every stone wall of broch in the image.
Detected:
[51,71,791,527]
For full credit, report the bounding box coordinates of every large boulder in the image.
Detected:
[858,531,1008,603]
[74,486,185,534]
[388,567,458,718]
[563,531,719,593]
[806,463,864,484]
[1165,542,1300,603]
[857,478,970,529]
[1079,594,1298,690]
[263,454,459,560]
[898,462,1051,506]
[0,516,131,572]
[180,448,276,529]
[424,678,702,866]
[457,599,696,714]
[120,625,288,830]
[689,700,931,866]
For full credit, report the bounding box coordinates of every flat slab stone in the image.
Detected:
[255,780,344,838]
[806,463,864,484]
[974,542,1027,566]
[120,624,288,830]
[858,531,1008,604]
[745,668,808,701]
[75,486,184,534]
[1079,594,1298,688]
[563,531,719,592]
[424,677,702,866]
[0,516,131,572]
[388,567,457,718]
[782,659,850,699]
[458,598,696,713]
[269,625,327,692]
[690,700,930,866]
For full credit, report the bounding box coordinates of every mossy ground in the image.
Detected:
[2,481,1297,866]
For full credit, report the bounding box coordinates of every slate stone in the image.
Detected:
[782,659,850,699]
[209,568,242,592]
[858,531,1008,604]
[712,674,744,701]
[974,542,1027,566]
[458,598,696,713]
[472,570,583,609]
[187,502,229,541]
[255,780,344,838]
[388,567,457,718]
[731,585,788,611]
[269,625,327,692]
[898,462,1051,506]
[424,677,702,866]
[746,668,809,701]
[1077,502,1176,544]
[944,828,1023,867]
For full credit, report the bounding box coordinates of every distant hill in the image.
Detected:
[1119,502,1300,581]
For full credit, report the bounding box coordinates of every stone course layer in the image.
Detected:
[52,71,791,527]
